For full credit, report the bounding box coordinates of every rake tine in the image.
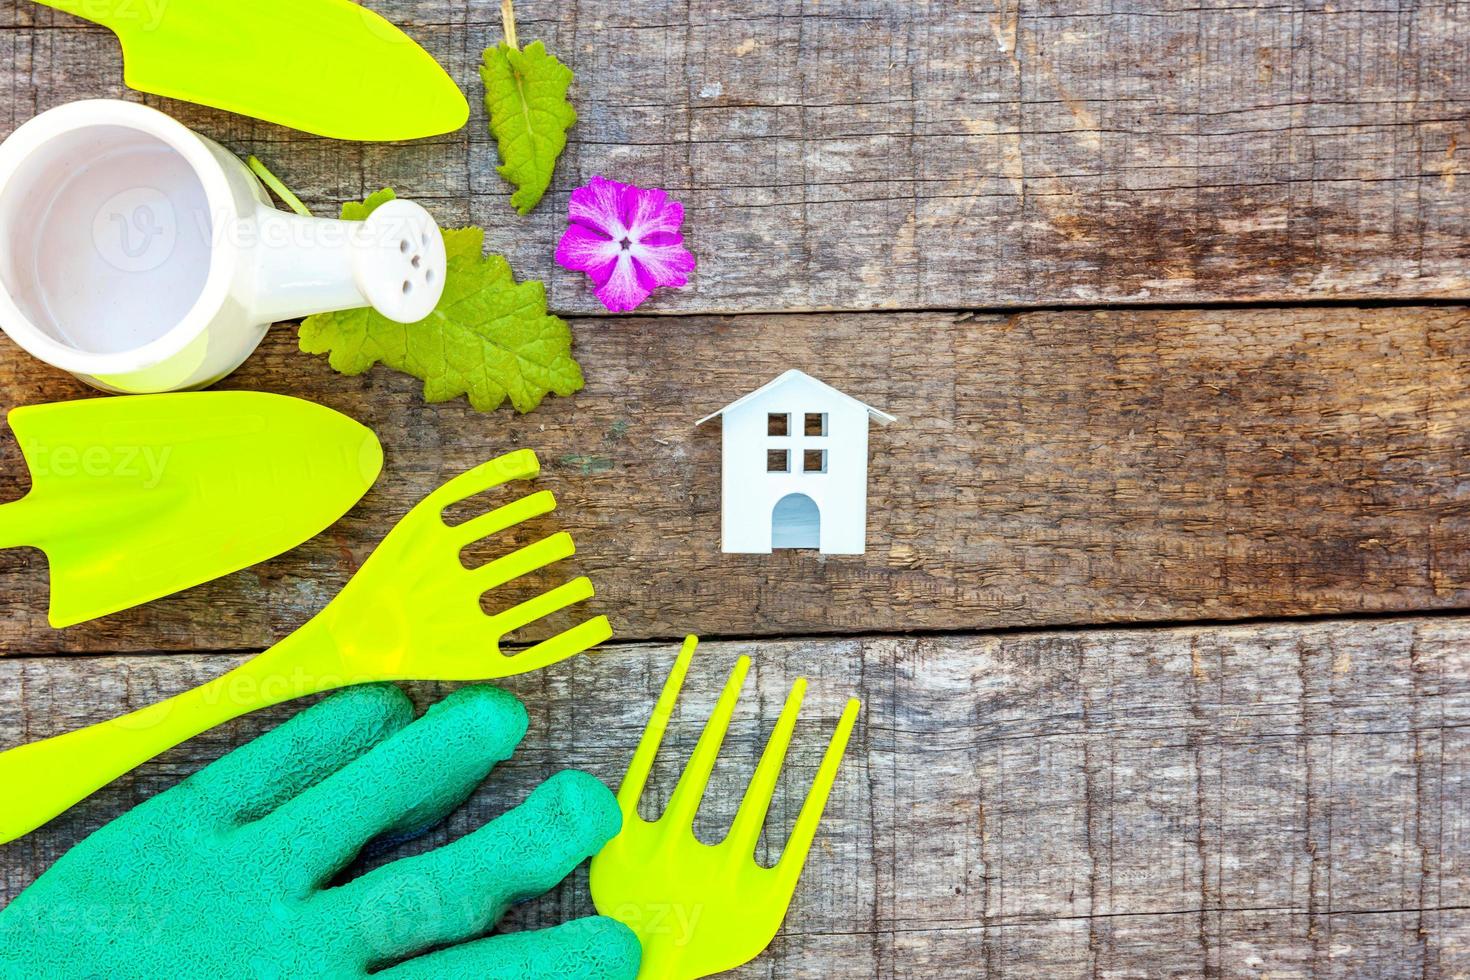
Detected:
[451,490,556,548]
[775,697,861,887]
[488,577,594,637]
[426,450,539,511]
[467,532,574,592]
[725,678,806,856]
[512,614,613,675]
[617,636,699,820]
[663,654,750,830]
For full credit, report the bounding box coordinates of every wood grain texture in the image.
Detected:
[3,4,1469,977]
[2,620,1466,977]
[3,305,1470,653]
[3,0,1469,313]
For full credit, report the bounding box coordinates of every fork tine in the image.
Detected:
[451,490,556,548]
[510,614,614,674]
[488,577,594,637]
[663,655,750,829]
[616,636,698,820]
[467,532,574,592]
[725,678,806,855]
[426,450,540,511]
[775,697,861,887]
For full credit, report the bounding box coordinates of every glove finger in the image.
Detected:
[323,769,621,966]
[254,684,528,891]
[179,683,413,826]
[376,917,641,980]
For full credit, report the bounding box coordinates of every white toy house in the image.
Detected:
[696,370,895,554]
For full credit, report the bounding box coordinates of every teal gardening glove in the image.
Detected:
[0,684,641,979]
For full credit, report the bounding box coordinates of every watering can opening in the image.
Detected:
[0,122,215,358]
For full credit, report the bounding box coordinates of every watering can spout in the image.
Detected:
[248,200,447,326]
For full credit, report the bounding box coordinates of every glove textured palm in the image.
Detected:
[0,684,640,979]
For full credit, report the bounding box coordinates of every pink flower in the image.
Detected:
[555,176,696,312]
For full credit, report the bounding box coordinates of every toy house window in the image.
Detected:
[767,413,789,436]
[767,449,790,472]
[804,413,828,436]
[803,449,828,473]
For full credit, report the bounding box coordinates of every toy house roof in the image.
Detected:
[695,369,897,426]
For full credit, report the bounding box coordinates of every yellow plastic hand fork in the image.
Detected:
[590,636,861,980]
[0,449,611,846]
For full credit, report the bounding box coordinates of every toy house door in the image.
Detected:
[772,492,820,549]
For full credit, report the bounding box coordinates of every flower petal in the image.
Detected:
[556,223,621,284]
[630,239,696,291]
[594,253,653,313]
[567,176,628,239]
[628,190,684,239]
[615,180,642,230]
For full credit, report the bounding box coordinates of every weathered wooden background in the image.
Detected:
[2,0,1469,977]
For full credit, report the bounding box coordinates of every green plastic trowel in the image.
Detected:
[0,392,383,628]
[31,0,469,141]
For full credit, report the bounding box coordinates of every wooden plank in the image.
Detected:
[3,1,1469,313]
[2,619,1466,976]
[3,305,1470,653]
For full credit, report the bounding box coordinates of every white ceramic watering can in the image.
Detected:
[0,99,447,393]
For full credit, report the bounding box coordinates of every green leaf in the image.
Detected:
[480,40,577,214]
[299,189,584,414]
[338,187,398,222]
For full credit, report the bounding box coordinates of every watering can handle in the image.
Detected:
[0,616,343,844]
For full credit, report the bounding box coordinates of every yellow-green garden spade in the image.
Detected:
[0,391,382,627]
[31,0,469,140]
